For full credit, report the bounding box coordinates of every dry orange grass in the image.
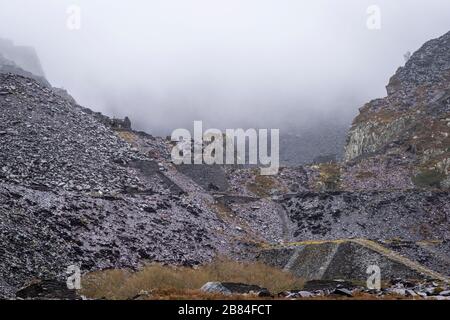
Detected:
[81,258,304,300]
[247,175,282,198]
[116,131,137,144]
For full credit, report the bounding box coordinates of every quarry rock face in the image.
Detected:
[344,31,450,190]
[252,31,450,284]
[0,38,46,78]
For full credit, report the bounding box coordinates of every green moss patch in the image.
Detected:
[412,169,446,188]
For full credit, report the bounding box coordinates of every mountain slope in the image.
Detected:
[1,31,450,298]
[0,74,253,297]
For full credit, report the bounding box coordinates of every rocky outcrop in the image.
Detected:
[0,38,46,78]
[0,53,50,88]
[344,31,450,190]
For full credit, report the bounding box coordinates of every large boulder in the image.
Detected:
[201,282,271,297]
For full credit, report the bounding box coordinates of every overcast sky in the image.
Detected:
[1,0,450,134]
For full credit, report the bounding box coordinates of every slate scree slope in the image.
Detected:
[0,33,449,297]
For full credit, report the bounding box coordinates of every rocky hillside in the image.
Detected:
[0,73,257,297]
[344,31,450,190]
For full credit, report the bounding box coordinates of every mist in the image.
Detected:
[1,0,450,135]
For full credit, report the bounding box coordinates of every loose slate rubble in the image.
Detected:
[0,73,145,193]
[291,278,450,299]
[0,73,243,298]
[200,279,450,300]
[280,191,450,241]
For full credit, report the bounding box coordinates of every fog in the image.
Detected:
[1,0,450,134]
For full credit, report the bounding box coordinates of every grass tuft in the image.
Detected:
[412,168,445,188]
[80,258,304,300]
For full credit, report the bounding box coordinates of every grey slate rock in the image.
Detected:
[201,282,270,296]
[333,288,353,297]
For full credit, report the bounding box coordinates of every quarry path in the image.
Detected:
[274,202,294,243]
